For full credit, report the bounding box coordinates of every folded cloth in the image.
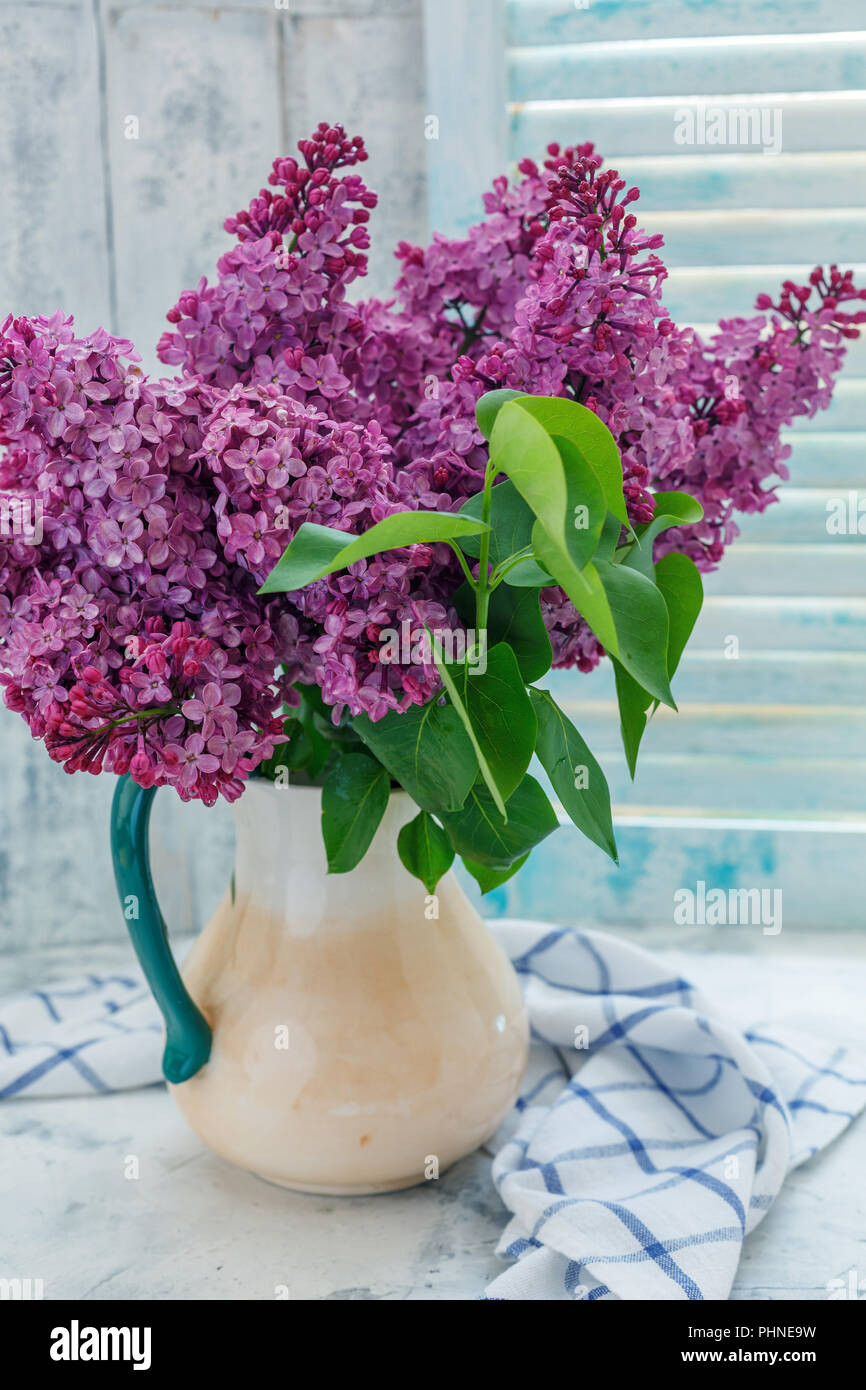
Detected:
[0,972,163,1097]
[1,922,864,1300]
[483,922,866,1300]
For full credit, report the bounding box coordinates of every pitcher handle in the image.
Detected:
[110,773,212,1084]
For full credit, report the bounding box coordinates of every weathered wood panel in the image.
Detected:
[0,0,111,327]
[103,2,283,369]
[284,4,429,292]
[423,0,507,234]
[0,715,235,951]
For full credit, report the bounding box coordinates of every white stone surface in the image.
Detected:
[2,931,863,1300]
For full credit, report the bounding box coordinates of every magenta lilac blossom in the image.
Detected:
[2,124,862,800]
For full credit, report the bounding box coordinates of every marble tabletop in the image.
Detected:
[2,930,864,1301]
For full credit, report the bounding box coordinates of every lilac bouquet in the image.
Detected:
[1,123,862,886]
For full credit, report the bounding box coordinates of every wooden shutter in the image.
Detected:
[427,0,866,928]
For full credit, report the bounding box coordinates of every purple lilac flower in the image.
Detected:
[1,125,862,802]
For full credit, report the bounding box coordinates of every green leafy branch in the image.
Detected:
[257,389,704,894]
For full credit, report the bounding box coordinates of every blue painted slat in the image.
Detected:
[479,818,866,930]
[526,741,866,817]
[586,754,866,816]
[509,92,866,158]
[781,380,864,432]
[781,434,866,486]
[507,0,862,47]
[424,0,507,235]
[547,702,866,759]
[730,490,866,544]
[688,330,866,377]
[660,269,866,323]
[641,209,866,267]
[702,546,865,598]
[509,33,866,103]
[548,651,866,707]
[493,3,866,925]
[691,597,866,652]
[588,152,866,211]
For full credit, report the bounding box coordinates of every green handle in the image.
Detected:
[110,774,212,1084]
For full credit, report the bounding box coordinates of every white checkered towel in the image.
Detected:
[0,971,163,1097]
[1,921,864,1301]
[483,922,866,1300]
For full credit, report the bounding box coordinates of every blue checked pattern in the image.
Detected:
[1,922,863,1301]
[0,973,163,1098]
[482,922,866,1300]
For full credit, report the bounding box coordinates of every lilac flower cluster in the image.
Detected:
[0,310,453,798]
[0,312,292,801]
[373,145,865,667]
[159,133,861,677]
[198,383,452,718]
[2,124,862,801]
[655,264,865,568]
[157,122,376,409]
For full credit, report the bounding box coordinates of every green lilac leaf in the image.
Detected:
[352,699,477,814]
[461,852,530,895]
[454,581,552,684]
[259,511,489,593]
[321,753,390,873]
[622,492,704,580]
[397,811,455,893]
[531,688,618,863]
[441,775,559,868]
[475,388,525,441]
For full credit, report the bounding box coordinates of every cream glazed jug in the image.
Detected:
[111,775,529,1193]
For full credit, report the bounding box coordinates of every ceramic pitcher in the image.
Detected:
[111,775,528,1194]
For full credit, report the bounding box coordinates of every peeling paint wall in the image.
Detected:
[0,0,427,952]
